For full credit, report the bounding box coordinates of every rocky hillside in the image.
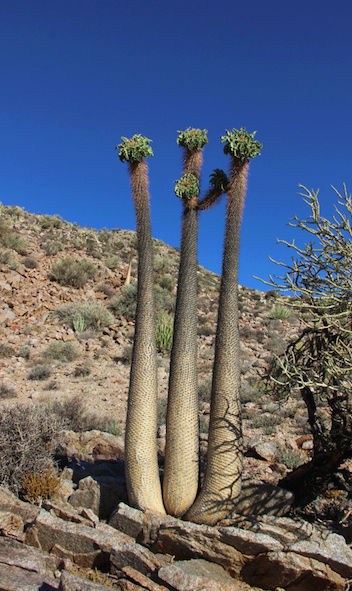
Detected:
[1,203,352,590]
[0,202,304,454]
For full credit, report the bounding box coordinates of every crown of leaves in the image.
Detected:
[174,173,200,200]
[209,168,228,192]
[177,128,208,151]
[116,134,153,163]
[221,127,262,161]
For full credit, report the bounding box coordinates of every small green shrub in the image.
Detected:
[157,398,167,428]
[0,382,17,399]
[40,214,62,229]
[48,395,121,434]
[73,363,91,377]
[198,380,211,403]
[0,220,27,254]
[0,249,18,269]
[0,344,15,358]
[156,314,173,352]
[268,305,292,320]
[159,274,173,291]
[250,414,281,434]
[55,301,114,331]
[199,414,209,434]
[6,205,25,220]
[96,282,115,297]
[42,341,80,362]
[18,345,31,359]
[276,445,306,470]
[27,364,52,381]
[50,257,97,288]
[23,256,38,269]
[109,284,137,319]
[43,240,62,256]
[105,255,120,270]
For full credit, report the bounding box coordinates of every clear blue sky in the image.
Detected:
[1,0,351,289]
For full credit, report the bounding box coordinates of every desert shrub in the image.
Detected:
[240,381,261,403]
[0,382,17,399]
[250,414,281,432]
[156,314,173,352]
[117,345,133,364]
[109,284,137,319]
[73,363,91,377]
[18,345,31,359]
[109,283,175,320]
[199,414,209,434]
[0,249,18,269]
[0,220,27,254]
[268,305,292,320]
[21,468,61,503]
[154,284,175,315]
[42,341,80,362]
[50,257,97,288]
[159,274,173,291]
[23,256,38,269]
[198,380,211,403]
[0,344,15,358]
[55,301,114,331]
[96,282,115,297]
[6,205,25,220]
[40,214,62,229]
[85,236,101,258]
[105,255,120,270]
[0,403,63,494]
[27,364,52,381]
[157,398,167,428]
[276,445,306,470]
[265,289,279,300]
[44,240,62,256]
[154,253,174,274]
[48,395,121,435]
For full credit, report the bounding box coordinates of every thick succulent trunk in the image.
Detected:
[125,160,165,514]
[186,158,248,525]
[163,151,202,515]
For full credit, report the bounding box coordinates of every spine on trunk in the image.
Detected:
[186,128,262,525]
[116,135,165,514]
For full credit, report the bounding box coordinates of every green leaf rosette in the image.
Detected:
[174,173,199,201]
[116,134,153,163]
[221,127,262,161]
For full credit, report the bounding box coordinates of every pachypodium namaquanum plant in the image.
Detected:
[221,127,262,160]
[174,173,200,201]
[186,127,262,524]
[116,127,262,525]
[177,127,208,151]
[116,134,154,163]
[115,134,165,515]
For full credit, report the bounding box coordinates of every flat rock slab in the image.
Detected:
[0,563,58,591]
[158,559,253,591]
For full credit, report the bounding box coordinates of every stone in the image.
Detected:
[158,559,249,591]
[242,550,345,591]
[289,531,352,578]
[250,440,279,461]
[0,486,40,524]
[122,566,169,590]
[153,519,246,578]
[26,509,164,574]
[58,570,112,590]
[68,476,100,517]
[0,510,24,539]
[0,563,59,591]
